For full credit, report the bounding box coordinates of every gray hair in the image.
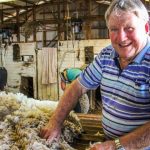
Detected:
[105,0,149,26]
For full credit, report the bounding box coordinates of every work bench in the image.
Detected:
[72,114,105,150]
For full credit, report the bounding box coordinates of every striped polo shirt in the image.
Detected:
[78,40,150,139]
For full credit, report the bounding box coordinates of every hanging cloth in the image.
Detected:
[41,47,57,84]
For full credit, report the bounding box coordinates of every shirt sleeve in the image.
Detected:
[78,53,103,90]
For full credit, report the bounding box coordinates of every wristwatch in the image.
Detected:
[114,138,125,150]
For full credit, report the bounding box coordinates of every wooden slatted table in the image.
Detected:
[71,114,105,150]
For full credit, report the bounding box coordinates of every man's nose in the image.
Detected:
[118,29,127,41]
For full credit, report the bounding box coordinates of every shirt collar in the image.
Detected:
[134,38,150,63]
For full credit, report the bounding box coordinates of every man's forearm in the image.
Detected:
[50,80,83,126]
[89,122,150,150]
[120,121,150,150]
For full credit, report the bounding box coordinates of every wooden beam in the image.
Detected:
[18,0,34,5]
[33,7,36,42]
[2,2,23,8]
[0,9,3,24]
[57,0,61,41]
[42,5,46,47]
[40,8,88,15]
[0,6,32,11]
[16,9,20,42]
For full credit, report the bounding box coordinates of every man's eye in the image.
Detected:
[109,28,118,32]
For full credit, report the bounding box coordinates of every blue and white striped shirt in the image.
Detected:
[78,41,150,139]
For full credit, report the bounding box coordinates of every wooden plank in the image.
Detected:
[77,113,102,120]
[71,113,105,150]
[82,128,104,134]
[81,120,102,126]
[76,133,105,142]
[71,143,89,150]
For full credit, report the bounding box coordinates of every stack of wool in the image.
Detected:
[0,92,82,150]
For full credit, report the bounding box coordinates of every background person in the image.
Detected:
[60,68,89,113]
[40,0,150,149]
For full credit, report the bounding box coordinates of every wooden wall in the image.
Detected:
[4,39,110,101]
[5,43,37,97]
[58,39,111,97]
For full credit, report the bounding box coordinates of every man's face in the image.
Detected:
[108,11,149,60]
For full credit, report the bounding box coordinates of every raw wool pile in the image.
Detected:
[0,92,82,150]
[0,94,20,121]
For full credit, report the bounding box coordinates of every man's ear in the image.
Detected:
[145,22,150,34]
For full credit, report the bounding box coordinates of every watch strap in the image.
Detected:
[114,138,125,150]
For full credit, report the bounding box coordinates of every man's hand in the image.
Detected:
[40,120,61,143]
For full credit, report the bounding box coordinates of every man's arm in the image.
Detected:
[89,121,150,150]
[40,79,87,141]
[120,121,150,149]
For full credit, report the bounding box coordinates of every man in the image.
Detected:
[60,68,89,113]
[40,0,150,149]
